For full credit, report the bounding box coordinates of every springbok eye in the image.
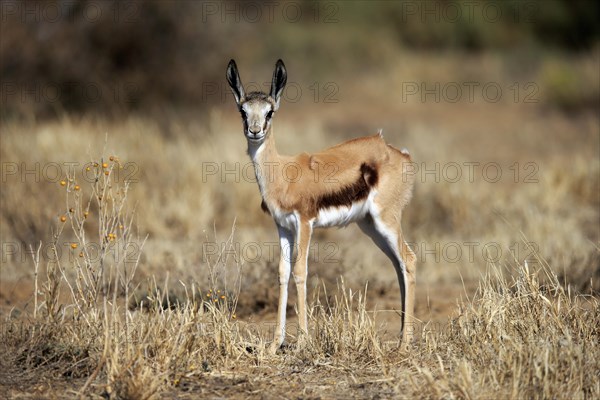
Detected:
[266,110,274,120]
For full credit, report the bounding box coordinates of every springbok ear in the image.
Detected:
[226,59,245,107]
[270,59,287,110]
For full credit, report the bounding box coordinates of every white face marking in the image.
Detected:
[241,100,273,143]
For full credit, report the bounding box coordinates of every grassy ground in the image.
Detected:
[1,52,599,398]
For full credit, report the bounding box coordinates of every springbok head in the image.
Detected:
[226,59,287,144]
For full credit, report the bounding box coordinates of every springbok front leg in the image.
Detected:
[270,225,294,353]
[293,219,312,339]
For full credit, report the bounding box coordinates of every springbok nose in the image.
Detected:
[249,126,261,135]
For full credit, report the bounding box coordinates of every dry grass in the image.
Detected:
[1,52,599,398]
[2,241,598,398]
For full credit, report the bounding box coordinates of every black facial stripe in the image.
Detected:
[263,108,274,131]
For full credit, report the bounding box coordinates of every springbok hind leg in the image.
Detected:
[398,237,416,346]
[358,216,416,349]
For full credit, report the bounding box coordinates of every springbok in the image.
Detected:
[226,59,416,353]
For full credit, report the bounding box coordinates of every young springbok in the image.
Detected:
[226,59,416,353]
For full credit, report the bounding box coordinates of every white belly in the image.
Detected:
[313,189,377,228]
[313,201,369,228]
[269,190,377,231]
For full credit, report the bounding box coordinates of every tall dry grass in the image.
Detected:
[2,223,598,398]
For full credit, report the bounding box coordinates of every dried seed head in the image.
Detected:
[71,243,78,249]
[60,180,67,186]
[60,216,67,222]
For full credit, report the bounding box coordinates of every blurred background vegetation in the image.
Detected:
[1,0,598,119]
